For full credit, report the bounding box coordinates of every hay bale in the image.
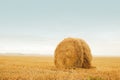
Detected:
[54,37,92,69]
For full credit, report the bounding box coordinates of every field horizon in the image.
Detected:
[0,55,120,80]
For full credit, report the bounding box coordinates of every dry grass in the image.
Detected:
[0,55,120,80]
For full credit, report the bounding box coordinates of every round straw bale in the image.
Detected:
[54,37,92,69]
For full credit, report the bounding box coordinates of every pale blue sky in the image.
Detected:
[0,0,120,56]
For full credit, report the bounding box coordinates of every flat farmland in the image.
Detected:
[0,56,120,80]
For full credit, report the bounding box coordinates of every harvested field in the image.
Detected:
[0,56,120,80]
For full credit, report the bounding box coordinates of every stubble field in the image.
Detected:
[0,55,120,80]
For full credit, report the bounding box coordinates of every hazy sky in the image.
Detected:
[0,0,120,56]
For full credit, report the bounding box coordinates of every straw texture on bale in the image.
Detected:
[54,38,92,69]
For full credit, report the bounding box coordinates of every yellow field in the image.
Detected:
[0,56,120,80]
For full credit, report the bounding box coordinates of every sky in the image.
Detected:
[0,0,120,56]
